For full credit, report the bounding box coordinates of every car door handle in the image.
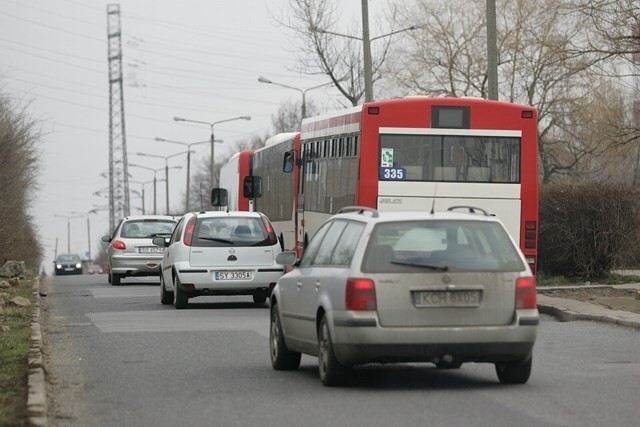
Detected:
[296,281,302,290]
[315,282,321,291]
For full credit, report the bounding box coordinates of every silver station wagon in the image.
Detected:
[269,206,538,386]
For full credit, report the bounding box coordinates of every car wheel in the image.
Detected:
[495,355,532,384]
[317,314,351,386]
[111,272,121,286]
[269,304,301,370]
[173,276,188,309]
[253,292,267,304]
[160,275,173,305]
[107,272,111,283]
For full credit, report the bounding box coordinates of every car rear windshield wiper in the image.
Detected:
[198,236,233,244]
[390,260,449,271]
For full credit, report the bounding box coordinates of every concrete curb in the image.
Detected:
[538,293,640,329]
[28,277,47,427]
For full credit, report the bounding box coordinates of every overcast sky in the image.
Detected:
[0,0,380,269]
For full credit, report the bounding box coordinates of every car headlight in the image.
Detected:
[56,264,62,269]
[76,263,82,268]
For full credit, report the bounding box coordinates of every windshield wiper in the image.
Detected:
[198,236,233,244]
[390,260,449,271]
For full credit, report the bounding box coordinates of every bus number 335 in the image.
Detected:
[380,167,407,180]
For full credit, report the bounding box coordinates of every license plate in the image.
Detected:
[413,290,482,307]
[64,267,74,271]
[214,271,252,280]
[137,247,164,254]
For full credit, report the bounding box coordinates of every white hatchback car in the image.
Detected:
[153,211,285,309]
[270,206,539,386]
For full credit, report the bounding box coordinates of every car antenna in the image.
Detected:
[430,182,438,215]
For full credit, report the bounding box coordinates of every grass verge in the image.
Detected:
[0,274,37,427]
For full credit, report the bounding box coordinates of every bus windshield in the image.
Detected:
[379,134,520,183]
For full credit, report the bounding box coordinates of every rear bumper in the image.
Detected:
[329,310,538,365]
[110,255,162,276]
[175,267,284,295]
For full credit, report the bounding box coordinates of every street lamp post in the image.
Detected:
[313,18,426,102]
[173,115,251,189]
[257,77,337,121]
[134,151,190,215]
[155,137,222,211]
[129,163,174,215]
[129,180,155,214]
[486,0,499,100]
[54,214,84,254]
[361,0,373,102]
[71,210,99,261]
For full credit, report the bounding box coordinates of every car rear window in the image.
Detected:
[192,217,272,247]
[121,220,176,238]
[362,220,525,273]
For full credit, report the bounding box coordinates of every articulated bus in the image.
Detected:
[219,134,301,250]
[222,96,539,272]
[248,132,301,251]
[293,96,538,271]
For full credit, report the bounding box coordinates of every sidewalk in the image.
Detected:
[537,284,640,329]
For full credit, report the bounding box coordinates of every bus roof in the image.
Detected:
[263,132,299,148]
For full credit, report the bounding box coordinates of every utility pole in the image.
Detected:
[486,0,499,100]
[361,0,374,102]
[107,4,130,232]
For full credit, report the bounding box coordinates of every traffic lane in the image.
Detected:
[42,278,640,427]
[65,330,552,427]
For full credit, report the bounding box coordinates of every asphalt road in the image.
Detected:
[40,274,640,427]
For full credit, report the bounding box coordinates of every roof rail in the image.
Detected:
[336,206,379,217]
[447,205,489,216]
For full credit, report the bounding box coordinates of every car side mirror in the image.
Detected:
[276,251,297,266]
[152,236,169,247]
[243,176,262,198]
[211,188,228,207]
[101,235,111,243]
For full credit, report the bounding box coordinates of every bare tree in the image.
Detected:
[273,0,396,106]
[386,0,489,97]
[569,0,640,181]
[389,0,637,183]
[571,0,640,62]
[0,91,43,268]
[271,98,320,133]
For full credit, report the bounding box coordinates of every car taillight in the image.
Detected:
[515,276,537,309]
[112,240,126,250]
[345,278,376,311]
[260,215,278,245]
[183,216,197,246]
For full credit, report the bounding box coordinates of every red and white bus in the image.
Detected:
[218,134,302,251]
[222,97,539,272]
[219,149,253,211]
[290,96,538,271]
[247,132,301,251]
